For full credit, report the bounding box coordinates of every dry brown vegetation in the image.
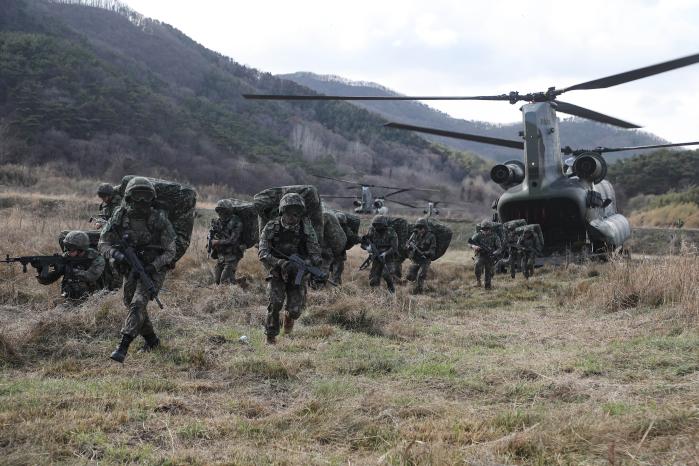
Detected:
[1,189,699,465]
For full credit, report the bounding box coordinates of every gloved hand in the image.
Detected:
[110,249,126,263]
[144,264,157,276]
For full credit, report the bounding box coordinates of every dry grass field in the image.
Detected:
[1,189,698,465]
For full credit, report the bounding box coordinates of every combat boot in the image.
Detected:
[138,333,160,353]
[110,334,133,363]
[484,282,492,290]
[476,277,482,287]
[387,282,396,294]
[266,334,276,345]
[283,312,295,334]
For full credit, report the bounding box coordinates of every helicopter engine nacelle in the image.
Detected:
[490,160,525,188]
[573,152,607,183]
[353,200,362,207]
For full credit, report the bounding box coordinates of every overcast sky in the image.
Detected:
[124,0,699,143]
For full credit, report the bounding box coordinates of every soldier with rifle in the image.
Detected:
[258,193,322,344]
[405,218,436,294]
[208,199,244,285]
[359,215,398,293]
[468,221,502,290]
[94,183,122,229]
[99,177,176,363]
[3,231,105,302]
[517,227,543,279]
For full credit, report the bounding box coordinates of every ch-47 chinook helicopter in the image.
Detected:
[311,174,436,214]
[245,53,699,256]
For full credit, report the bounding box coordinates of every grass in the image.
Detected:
[1,189,698,464]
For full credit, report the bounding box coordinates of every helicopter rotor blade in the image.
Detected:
[384,122,524,149]
[243,94,511,101]
[553,101,640,129]
[310,173,362,186]
[561,53,699,93]
[383,198,417,208]
[577,141,699,155]
[320,195,361,199]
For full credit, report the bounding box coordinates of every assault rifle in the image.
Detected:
[467,238,499,258]
[272,249,337,287]
[406,237,428,261]
[359,242,387,271]
[2,254,93,280]
[111,234,164,309]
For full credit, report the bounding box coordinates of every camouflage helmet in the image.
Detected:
[215,199,235,215]
[371,215,389,228]
[415,217,429,228]
[279,193,305,213]
[97,183,114,197]
[124,177,156,201]
[480,220,494,230]
[63,230,90,251]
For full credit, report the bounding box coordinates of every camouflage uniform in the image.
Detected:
[37,231,106,301]
[329,212,360,285]
[96,183,124,289]
[471,222,502,290]
[96,183,122,226]
[100,177,176,363]
[258,193,321,343]
[518,230,542,279]
[406,219,437,293]
[210,200,244,285]
[361,215,398,293]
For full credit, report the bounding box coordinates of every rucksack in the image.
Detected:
[387,216,410,261]
[118,175,197,263]
[322,211,348,257]
[217,199,259,249]
[418,219,453,260]
[254,185,324,244]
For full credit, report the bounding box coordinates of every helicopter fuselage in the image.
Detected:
[495,102,631,254]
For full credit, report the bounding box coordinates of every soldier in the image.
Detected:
[360,215,398,293]
[258,193,322,344]
[470,221,502,290]
[209,199,244,285]
[99,177,176,363]
[329,212,360,285]
[36,230,106,301]
[518,227,542,279]
[406,218,437,294]
[95,183,122,229]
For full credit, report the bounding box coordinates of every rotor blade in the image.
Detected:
[595,141,699,153]
[320,195,360,199]
[384,199,417,208]
[383,188,412,198]
[385,122,524,150]
[243,94,511,101]
[562,53,699,92]
[310,173,361,186]
[384,187,439,198]
[553,101,640,129]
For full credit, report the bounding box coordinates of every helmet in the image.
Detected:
[215,199,235,215]
[97,183,114,197]
[415,217,429,228]
[124,177,156,202]
[336,212,347,224]
[481,220,494,230]
[63,230,90,251]
[279,193,305,213]
[371,215,389,228]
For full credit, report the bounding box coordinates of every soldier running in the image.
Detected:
[469,221,502,290]
[100,177,176,363]
[329,212,360,285]
[360,215,398,293]
[209,199,244,285]
[517,227,542,279]
[94,183,122,229]
[258,193,322,344]
[406,218,436,294]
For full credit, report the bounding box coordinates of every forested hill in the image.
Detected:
[0,0,488,200]
[281,72,667,163]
